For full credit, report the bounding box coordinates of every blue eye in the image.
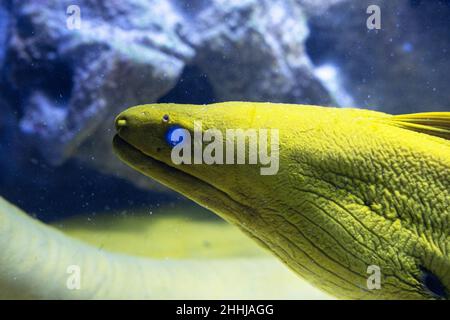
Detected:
[165,126,189,147]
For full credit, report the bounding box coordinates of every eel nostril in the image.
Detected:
[115,117,127,131]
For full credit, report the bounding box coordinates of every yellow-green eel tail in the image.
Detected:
[0,197,330,299]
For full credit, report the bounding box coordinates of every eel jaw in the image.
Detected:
[112,135,250,227]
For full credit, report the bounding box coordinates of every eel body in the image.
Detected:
[113,102,450,299]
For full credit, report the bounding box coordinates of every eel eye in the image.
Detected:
[165,126,188,147]
[420,267,447,299]
[162,114,170,123]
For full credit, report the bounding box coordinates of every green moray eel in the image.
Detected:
[113,101,450,300]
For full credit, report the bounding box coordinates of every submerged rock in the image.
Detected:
[2,0,329,189]
[4,0,195,189]
[184,0,332,104]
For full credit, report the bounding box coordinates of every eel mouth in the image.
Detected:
[112,134,246,226]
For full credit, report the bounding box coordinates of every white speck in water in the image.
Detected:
[402,42,413,53]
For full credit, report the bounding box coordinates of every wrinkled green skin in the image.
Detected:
[113,102,450,300]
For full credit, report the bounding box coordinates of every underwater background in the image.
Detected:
[0,0,449,281]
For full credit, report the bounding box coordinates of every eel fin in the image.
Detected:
[387,112,450,140]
